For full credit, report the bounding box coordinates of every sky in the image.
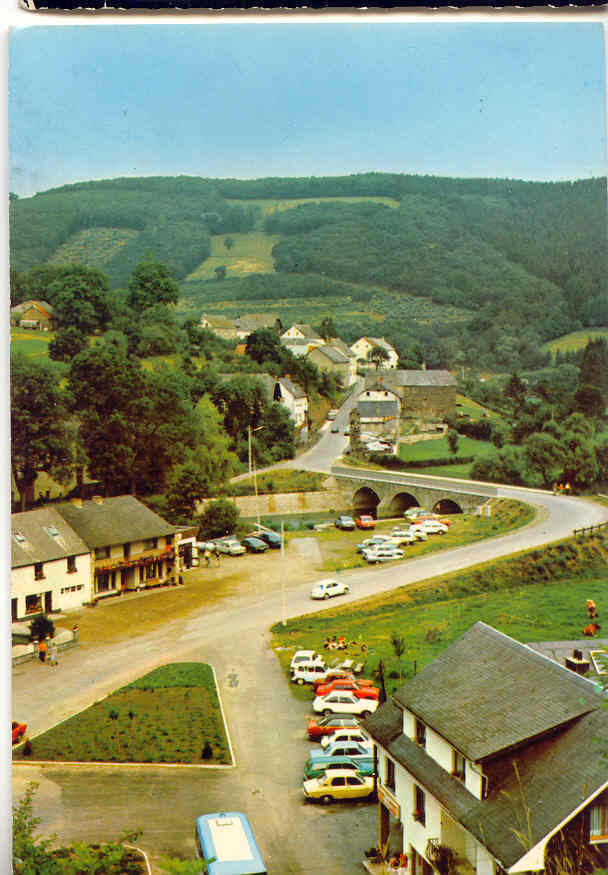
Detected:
[8,22,607,197]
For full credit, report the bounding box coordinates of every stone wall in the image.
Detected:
[197,490,348,518]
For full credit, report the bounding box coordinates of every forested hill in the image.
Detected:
[10,174,607,349]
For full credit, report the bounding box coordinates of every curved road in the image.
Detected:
[12,430,608,873]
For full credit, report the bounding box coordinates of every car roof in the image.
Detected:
[317,769,368,778]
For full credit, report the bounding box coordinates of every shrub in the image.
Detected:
[28,614,55,642]
[23,740,33,757]
[202,741,213,760]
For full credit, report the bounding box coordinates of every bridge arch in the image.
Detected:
[386,491,421,517]
[433,498,463,515]
[353,487,380,517]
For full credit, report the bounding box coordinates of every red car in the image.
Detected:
[313,671,373,691]
[12,721,27,744]
[355,515,376,530]
[315,678,380,700]
[307,714,361,741]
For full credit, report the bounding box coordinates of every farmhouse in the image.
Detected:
[233,312,283,339]
[55,495,188,599]
[11,300,57,331]
[307,344,357,387]
[364,622,608,874]
[11,507,93,621]
[199,313,237,339]
[256,373,309,441]
[378,369,457,420]
[356,386,401,435]
[351,336,399,369]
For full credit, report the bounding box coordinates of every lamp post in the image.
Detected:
[248,424,264,531]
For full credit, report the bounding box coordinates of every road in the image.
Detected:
[11,401,608,873]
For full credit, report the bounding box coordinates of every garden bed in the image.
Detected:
[13,663,231,765]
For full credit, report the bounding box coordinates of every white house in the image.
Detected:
[356,386,401,435]
[363,622,608,875]
[281,323,319,341]
[11,507,93,621]
[351,336,399,369]
[256,374,309,442]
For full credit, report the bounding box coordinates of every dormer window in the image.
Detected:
[44,525,60,538]
[415,719,426,747]
[452,749,465,781]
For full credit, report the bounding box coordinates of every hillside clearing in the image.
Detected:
[542,327,608,356]
[185,231,281,280]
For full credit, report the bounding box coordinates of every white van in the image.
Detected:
[290,650,324,672]
[291,661,328,685]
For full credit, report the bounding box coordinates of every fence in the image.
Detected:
[573,522,608,538]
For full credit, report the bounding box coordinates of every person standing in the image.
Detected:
[48,640,58,666]
[214,546,221,567]
[37,638,47,663]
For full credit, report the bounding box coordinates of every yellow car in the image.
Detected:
[303,769,375,804]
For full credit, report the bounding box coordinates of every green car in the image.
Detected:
[304,755,374,780]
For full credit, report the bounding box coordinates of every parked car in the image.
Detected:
[327,409,339,421]
[355,515,376,530]
[307,714,361,741]
[404,507,426,520]
[309,739,373,762]
[313,670,374,690]
[303,769,375,803]
[407,527,428,541]
[310,578,350,600]
[315,678,379,700]
[216,538,246,555]
[313,691,378,717]
[362,545,404,563]
[356,535,392,553]
[291,662,329,685]
[330,423,340,434]
[335,515,355,531]
[320,727,370,748]
[387,532,416,547]
[304,756,373,780]
[413,520,448,535]
[290,650,324,672]
[242,537,269,553]
[257,530,282,549]
[344,425,350,436]
[12,721,27,744]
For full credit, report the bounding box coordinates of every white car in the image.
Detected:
[216,538,246,555]
[311,579,350,600]
[313,691,378,718]
[320,728,370,748]
[413,521,448,535]
[362,545,404,563]
[291,662,328,685]
[290,650,324,672]
[356,535,392,553]
[386,532,416,546]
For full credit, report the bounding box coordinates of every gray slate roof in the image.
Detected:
[12,507,90,568]
[392,622,604,761]
[55,495,180,549]
[256,373,306,400]
[385,369,456,387]
[311,346,349,365]
[357,400,400,419]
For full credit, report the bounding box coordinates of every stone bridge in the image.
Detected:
[330,464,497,517]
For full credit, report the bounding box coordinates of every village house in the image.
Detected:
[11,507,93,621]
[55,495,191,599]
[11,300,57,331]
[281,323,318,340]
[233,313,283,339]
[199,313,237,340]
[256,373,309,442]
[307,344,357,387]
[364,622,608,875]
[351,336,399,369]
[377,369,457,421]
[356,386,401,436]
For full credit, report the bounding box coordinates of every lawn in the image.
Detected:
[11,329,55,360]
[455,393,504,423]
[13,663,231,765]
[185,231,281,280]
[271,534,608,699]
[399,435,494,463]
[227,469,327,496]
[542,328,608,357]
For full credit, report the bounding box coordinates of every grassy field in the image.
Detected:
[271,534,608,699]
[542,328,608,357]
[185,231,281,281]
[226,196,400,223]
[13,663,231,765]
[11,329,55,360]
[227,469,327,496]
[455,393,504,423]
[399,435,494,463]
[47,227,138,267]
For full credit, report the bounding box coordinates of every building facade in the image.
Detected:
[351,336,399,369]
[364,622,608,874]
[308,344,357,387]
[378,369,457,420]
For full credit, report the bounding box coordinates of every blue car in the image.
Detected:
[304,756,374,780]
[335,515,355,531]
[242,537,269,553]
[258,530,282,549]
[310,740,373,762]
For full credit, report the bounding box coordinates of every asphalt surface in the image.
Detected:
[11,393,608,872]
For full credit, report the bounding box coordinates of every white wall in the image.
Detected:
[12,553,92,617]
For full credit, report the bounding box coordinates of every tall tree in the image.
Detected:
[48,265,112,334]
[127,261,179,313]
[11,354,73,511]
[369,345,390,370]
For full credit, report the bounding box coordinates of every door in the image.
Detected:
[11,599,17,622]
[44,591,52,612]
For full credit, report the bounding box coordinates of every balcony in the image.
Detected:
[426,838,475,875]
[94,545,174,571]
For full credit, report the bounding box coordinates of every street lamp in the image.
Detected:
[248,424,264,531]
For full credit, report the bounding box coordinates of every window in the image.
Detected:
[413,785,425,825]
[67,555,76,573]
[386,757,395,791]
[452,749,465,781]
[145,537,158,550]
[95,546,110,560]
[123,543,131,559]
[590,804,608,842]
[165,536,173,547]
[25,594,42,614]
[415,718,426,747]
[34,563,44,580]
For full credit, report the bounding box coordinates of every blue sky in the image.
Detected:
[9,23,607,196]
